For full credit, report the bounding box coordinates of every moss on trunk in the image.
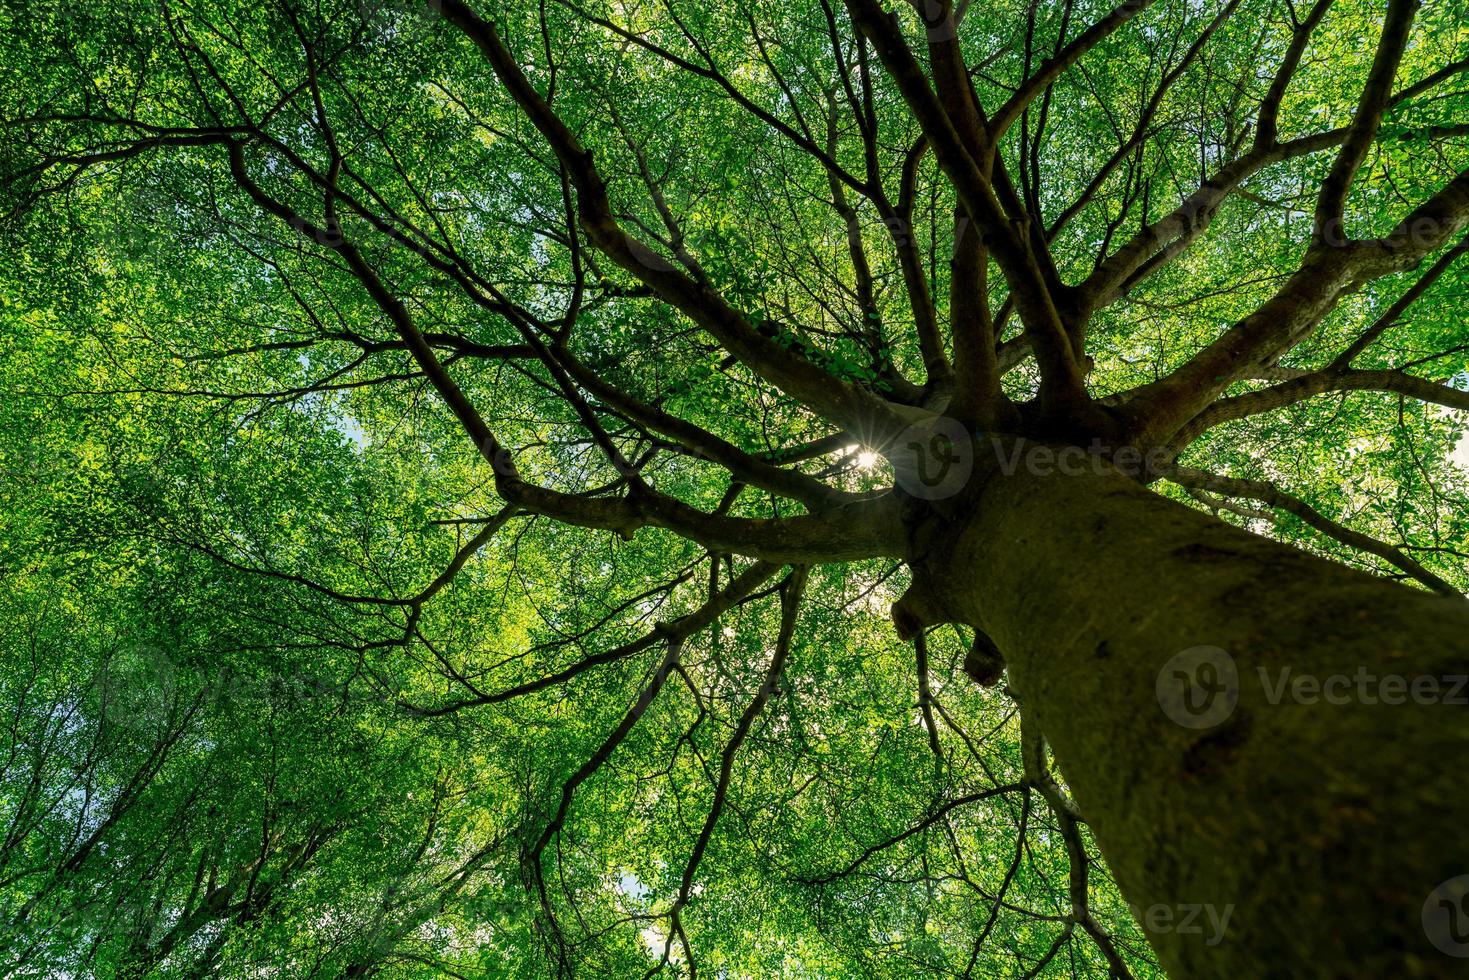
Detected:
[914,450,1469,978]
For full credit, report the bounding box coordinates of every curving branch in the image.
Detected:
[1166,465,1460,596]
[989,0,1158,142]
[1046,0,1245,246]
[399,561,783,717]
[1312,0,1418,243]
[1123,165,1469,446]
[222,138,906,564]
[435,0,905,441]
[1330,236,1469,370]
[1019,709,1131,979]
[799,781,1025,886]
[657,565,809,973]
[1254,0,1336,151]
[1174,368,1469,448]
[842,0,1091,416]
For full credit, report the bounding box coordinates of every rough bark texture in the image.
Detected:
[911,447,1469,979]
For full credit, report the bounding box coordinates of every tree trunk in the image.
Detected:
[912,448,1469,979]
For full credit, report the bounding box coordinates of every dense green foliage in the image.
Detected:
[1,0,1466,976]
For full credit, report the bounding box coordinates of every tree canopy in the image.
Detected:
[1,0,1467,976]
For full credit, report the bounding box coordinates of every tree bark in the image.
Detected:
[911,446,1469,979]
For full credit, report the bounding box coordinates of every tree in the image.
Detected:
[2,0,1468,975]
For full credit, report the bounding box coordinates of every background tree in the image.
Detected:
[2,0,1468,976]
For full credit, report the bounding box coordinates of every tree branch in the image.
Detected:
[436,0,903,439]
[1166,465,1460,595]
[990,0,1158,142]
[1124,165,1469,445]
[1173,367,1469,447]
[1312,0,1418,243]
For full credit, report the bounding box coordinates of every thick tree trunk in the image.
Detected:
[912,449,1469,979]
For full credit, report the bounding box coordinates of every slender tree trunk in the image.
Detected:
[912,448,1469,979]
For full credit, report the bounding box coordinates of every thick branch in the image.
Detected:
[1330,236,1469,369]
[436,0,903,440]
[1312,0,1417,242]
[1174,367,1469,447]
[842,0,1089,414]
[1076,129,1345,310]
[225,141,904,563]
[1124,166,1469,444]
[1254,0,1336,150]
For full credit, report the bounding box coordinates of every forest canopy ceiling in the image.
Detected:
[2,0,1468,976]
